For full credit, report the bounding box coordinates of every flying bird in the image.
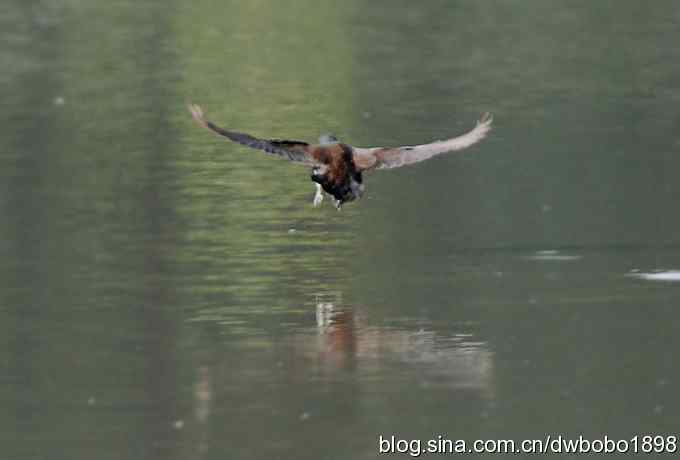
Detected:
[188,104,492,209]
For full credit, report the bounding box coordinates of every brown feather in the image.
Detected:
[188,104,319,164]
[352,151,378,170]
[352,112,492,171]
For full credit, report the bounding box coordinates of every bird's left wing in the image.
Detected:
[188,104,319,165]
[352,112,493,171]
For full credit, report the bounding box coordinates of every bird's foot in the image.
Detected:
[313,184,324,207]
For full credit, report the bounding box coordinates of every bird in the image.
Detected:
[188,104,492,209]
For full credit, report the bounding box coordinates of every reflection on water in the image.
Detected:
[185,366,213,457]
[313,301,495,396]
[177,293,499,458]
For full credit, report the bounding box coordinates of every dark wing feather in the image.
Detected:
[188,104,317,164]
[352,113,493,171]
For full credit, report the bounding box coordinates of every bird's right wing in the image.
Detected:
[353,113,493,171]
[188,104,320,165]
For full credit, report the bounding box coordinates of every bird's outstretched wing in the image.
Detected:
[352,113,493,171]
[188,104,318,164]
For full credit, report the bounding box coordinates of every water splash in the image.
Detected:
[628,270,680,282]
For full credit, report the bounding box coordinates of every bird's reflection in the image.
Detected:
[180,296,496,458]
[178,365,213,459]
[315,301,357,369]
[194,366,212,426]
[309,299,495,398]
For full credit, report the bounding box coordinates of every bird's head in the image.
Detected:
[318,133,339,145]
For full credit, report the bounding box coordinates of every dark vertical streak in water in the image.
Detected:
[126,4,183,460]
[0,2,65,457]
[0,1,185,458]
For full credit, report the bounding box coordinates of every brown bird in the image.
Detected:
[188,104,492,209]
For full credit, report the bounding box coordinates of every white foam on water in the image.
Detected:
[525,250,582,261]
[629,270,680,282]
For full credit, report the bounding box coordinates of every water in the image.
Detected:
[1,1,679,459]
